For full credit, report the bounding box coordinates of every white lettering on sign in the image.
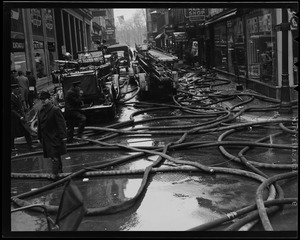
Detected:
[31,8,41,27]
[12,42,24,49]
[185,8,206,17]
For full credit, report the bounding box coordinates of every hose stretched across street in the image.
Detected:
[11,68,298,232]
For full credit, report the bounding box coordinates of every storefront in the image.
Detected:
[206,8,297,99]
[54,9,92,60]
[29,8,58,79]
[245,9,277,85]
[10,8,58,79]
[173,31,188,59]
[11,9,27,73]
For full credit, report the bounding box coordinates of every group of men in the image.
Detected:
[11,78,86,180]
[11,69,37,111]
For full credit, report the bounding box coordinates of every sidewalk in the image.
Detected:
[174,62,298,122]
[212,75,298,121]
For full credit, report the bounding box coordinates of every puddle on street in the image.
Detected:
[10,99,298,231]
[75,172,262,231]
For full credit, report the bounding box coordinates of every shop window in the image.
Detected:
[75,19,81,52]
[214,22,227,70]
[227,18,246,77]
[246,9,276,85]
[86,23,91,50]
[63,11,71,52]
[34,51,46,78]
[80,21,84,51]
[31,8,43,36]
[70,15,76,58]
[11,52,27,73]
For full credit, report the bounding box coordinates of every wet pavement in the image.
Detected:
[9,68,298,236]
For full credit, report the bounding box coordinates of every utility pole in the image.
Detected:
[278,8,293,114]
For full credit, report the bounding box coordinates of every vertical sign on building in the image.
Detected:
[31,8,44,36]
[44,8,54,38]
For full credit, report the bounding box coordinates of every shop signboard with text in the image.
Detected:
[184,8,207,23]
[11,39,25,52]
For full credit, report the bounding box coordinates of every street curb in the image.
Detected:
[220,101,295,122]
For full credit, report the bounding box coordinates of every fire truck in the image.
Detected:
[133,44,179,99]
[52,50,118,124]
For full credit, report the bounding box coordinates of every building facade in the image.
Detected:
[10,8,116,80]
[90,8,116,49]
[146,7,298,100]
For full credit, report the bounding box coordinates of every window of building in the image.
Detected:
[31,8,44,36]
[246,9,277,85]
[44,8,55,38]
[214,22,228,70]
[75,18,81,52]
[70,15,76,57]
[227,17,247,77]
[86,23,91,50]
[80,21,84,51]
[63,11,71,53]
[11,9,24,33]
[11,38,27,72]
[11,52,27,73]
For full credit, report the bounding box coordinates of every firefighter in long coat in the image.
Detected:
[37,91,67,180]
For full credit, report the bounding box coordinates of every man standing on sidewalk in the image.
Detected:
[16,70,29,111]
[11,69,18,84]
[26,70,37,109]
[37,91,67,180]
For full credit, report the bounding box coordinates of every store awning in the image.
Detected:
[155,32,165,40]
[206,10,237,25]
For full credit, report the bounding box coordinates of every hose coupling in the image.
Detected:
[226,211,238,220]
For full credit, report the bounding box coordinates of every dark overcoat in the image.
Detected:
[65,86,82,111]
[11,93,31,138]
[37,103,67,158]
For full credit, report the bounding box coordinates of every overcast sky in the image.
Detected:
[113,8,139,21]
